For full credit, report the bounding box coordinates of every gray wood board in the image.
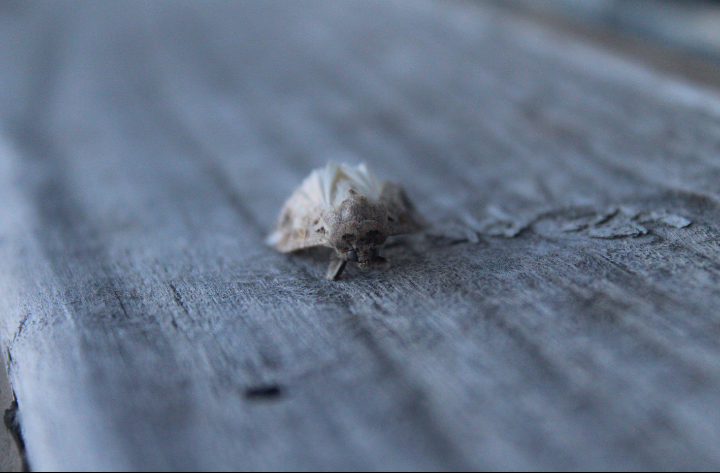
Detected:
[1,1,720,470]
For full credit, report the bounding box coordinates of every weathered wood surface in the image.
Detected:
[2,1,720,470]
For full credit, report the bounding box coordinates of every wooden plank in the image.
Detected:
[1,0,720,470]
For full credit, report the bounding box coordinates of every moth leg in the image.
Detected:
[326,256,347,281]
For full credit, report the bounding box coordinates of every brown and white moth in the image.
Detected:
[267,162,423,280]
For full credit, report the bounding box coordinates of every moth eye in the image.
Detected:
[347,250,359,262]
[372,248,380,260]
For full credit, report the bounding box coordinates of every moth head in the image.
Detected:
[329,192,390,268]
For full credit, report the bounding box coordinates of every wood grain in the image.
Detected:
[1,1,720,470]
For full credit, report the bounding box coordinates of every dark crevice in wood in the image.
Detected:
[168,283,190,319]
[243,384,283,401]
[4,400,29,472]
[11,317,29,347]
[111,287,130,320]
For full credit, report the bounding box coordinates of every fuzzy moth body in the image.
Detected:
[267,162,423,280]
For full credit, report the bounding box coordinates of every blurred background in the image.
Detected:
[498,0,720,88]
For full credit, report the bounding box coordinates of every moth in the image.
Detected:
[267,162,423,280]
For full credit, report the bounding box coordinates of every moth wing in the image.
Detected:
[266,199,331,252]
[379,181,425,236]
[267,172,332,253]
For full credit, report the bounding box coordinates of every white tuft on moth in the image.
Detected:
[267,162,424,280]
